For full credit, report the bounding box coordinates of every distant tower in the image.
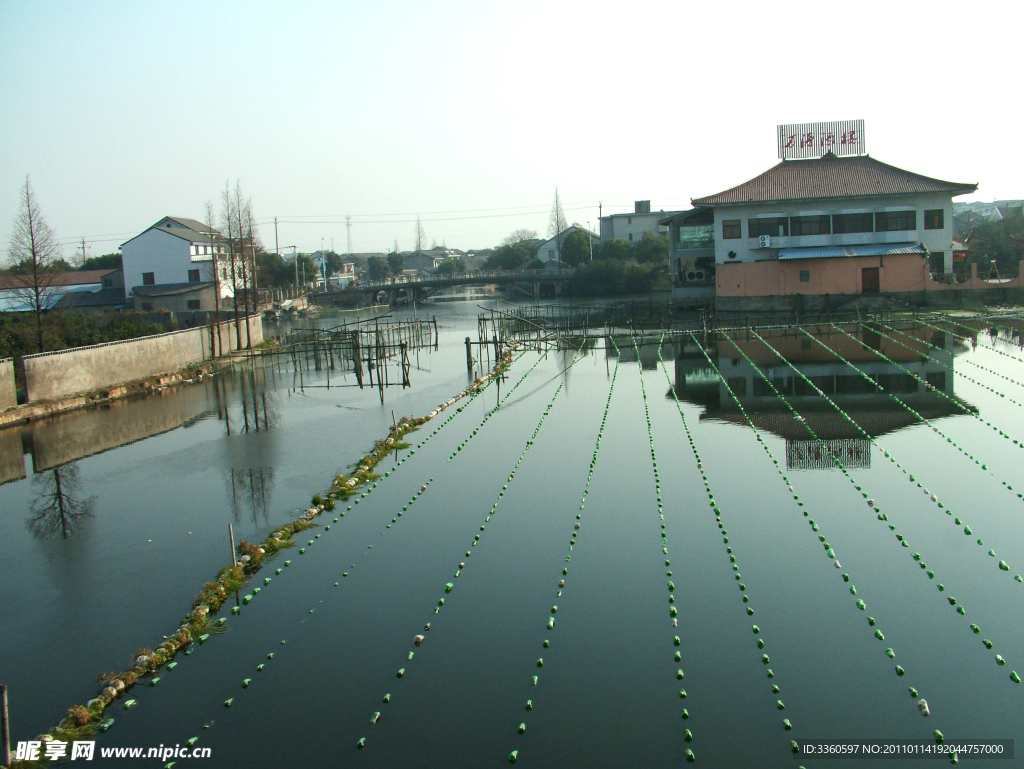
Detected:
[346,215,352,255]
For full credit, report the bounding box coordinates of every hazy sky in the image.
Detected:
[0,0,1018,259]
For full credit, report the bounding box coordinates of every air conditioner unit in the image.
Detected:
[694,269,705,281]
[685,270,697,281]
[758,235,772,248]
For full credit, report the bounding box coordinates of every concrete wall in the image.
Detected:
[22,315,262,403]
[0,358,15,410]
[717,252,928,297]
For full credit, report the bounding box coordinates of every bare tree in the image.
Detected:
[221,182,242,349]
[502,229,538,246]
[204,201,223,356]
[415,215,426,252]
[7,176,64,352]
[27,463,95,539]
[548,187,568,261]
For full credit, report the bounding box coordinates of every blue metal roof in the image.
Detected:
[777,242,926,261]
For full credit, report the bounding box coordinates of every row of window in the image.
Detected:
[721,209,944,240]
[190,244,226,255]
[725,371,945,398]
[139,300,201,311]
[143,269,225,285]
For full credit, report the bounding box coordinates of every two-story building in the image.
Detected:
[691,152,977,310]
[120,217,235,307]
[599,200,680,245]
[660,207,715,306]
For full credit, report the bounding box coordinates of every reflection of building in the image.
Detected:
[669,324,975,468]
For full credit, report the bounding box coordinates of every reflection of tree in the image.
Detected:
[228,467,275,524]
[27,463,95,539]
[216,372,280,435]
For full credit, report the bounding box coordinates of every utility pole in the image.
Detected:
[274,217,279,255]
[80,237,87,265]
[588,221,593,261]
[293,246,298,288]
[346,215,352,255]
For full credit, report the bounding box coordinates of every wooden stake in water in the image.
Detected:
[229,523,237,568]
[2,683,10,768]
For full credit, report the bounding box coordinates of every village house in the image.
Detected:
[689,122,978,311]
[599,201,679,245]
[120,217,236,308]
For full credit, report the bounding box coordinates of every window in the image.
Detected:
[791,215,831,236]
[142,272,155,285]
[628,233,633,242]
[627,217,632,225]
[677,224,715,249]
[799,270,810,282]
[102,277,112,288]
[832,212,874,234]
[187,299,201,310]
[929,252,945,273]
[875,210,916,231]
[722,220,742,239]
[748,217,788,238]
[140,302,154,311]
[926,371,946,391]
[188,269,201,283]
[924,209,944,229]
[726,377,747,396]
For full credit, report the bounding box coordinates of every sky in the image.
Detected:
[0,0,1019,260]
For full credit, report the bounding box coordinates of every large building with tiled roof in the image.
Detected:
[686,149,979,308]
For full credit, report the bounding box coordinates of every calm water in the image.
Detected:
[3,307,1024,767]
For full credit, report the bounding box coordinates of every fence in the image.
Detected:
[20,315,262,403]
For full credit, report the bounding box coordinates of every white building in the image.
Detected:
[599,201,680,245]
[535,226,599,263]
[120,217,234,303]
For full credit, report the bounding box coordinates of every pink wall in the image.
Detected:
[717,257,1024,297]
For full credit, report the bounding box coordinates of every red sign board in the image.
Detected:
[778,120,865,159]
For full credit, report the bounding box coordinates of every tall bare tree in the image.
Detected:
[415,215,426,252]
[221,182,242,349]
[204,201,223,356]
[548,187,568,262]
[7,177,64,352]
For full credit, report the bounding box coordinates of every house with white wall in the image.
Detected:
[599,201,680,245]
[120,217,235,305]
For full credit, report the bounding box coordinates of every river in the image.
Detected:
[2,303,1023,766]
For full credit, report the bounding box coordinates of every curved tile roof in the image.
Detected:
[693,154,977,206]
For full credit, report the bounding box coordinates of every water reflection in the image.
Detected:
[667,324,976,469]
[26,463,95,539]
[227,467,275,524]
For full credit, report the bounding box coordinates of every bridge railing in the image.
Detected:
[357,268,575,291]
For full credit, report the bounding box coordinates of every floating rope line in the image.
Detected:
[871,321,1024,411]
[505,345,620,765]
[657,340,800,759]
[630,335,701,763]
[842,324,1024,466]
[446,348,553,462]
[358,340,589,751]
[732,332,1019,685]
[690,332,930,718]
[905,318,1024,395]
[165,348,537,753]
[920,317,1024,369]
[938,317,1024,359]
[813,326,1024,581]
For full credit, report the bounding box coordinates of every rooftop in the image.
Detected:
[693,154,978,207]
